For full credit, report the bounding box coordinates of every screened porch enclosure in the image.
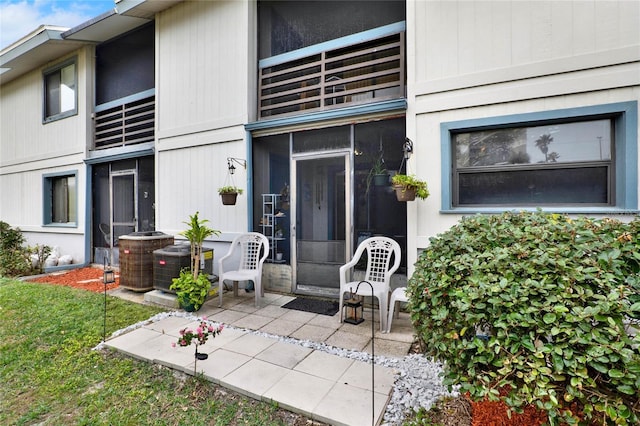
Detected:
[92,157,155,266]
[252,117,407,295]
[258,0,406,119]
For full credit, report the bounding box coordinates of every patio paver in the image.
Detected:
[104,289,415,425]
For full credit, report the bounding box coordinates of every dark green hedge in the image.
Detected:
[409,211,639,425]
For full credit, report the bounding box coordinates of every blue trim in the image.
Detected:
[440,125,453,210]
[84,143,154,164]
[440,101,638,212]
[95,89,155,113]
[259,22,406,69]
[42,170,78,227]
[245,99,407,132]
[85,163,93,264]
[441,207,640,215]
[246,130,253,231]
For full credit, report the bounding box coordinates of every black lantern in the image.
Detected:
[343,291,364,325]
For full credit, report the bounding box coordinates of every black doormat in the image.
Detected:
[282,297,339,316]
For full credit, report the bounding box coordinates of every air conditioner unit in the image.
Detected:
[153,244,214,293]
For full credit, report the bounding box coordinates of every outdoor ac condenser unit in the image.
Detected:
[153,244,215,293]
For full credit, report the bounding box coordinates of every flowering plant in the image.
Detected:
[172,317,223,349]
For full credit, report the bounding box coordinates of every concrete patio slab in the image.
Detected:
[253,304,289,318]
[104,289,416,426]
[104,327,163,360]
[255,341,313,369]
[279,309,319,323]
[231,313,274,330]
[262,369,334,414]
[198,325,247,349]
[221,332,277,357]
[290,323,336,342]
[222,358,290,398]
[197,348,252,381]
[229,300,262,314]
[365,336,412,358]
[208,309,249,324]
[142,315,192,334]
[258,318,304,336]
[307,312,341,329]
[325,330,372,352]
[293,350,354,382]
[197,305,224,318]
[339,360,397,394]
[313,382,391,426]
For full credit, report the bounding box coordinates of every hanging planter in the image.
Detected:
[373,173,389,186]
[393,185,417,201]
[391,174,429,202]
[218,186,243,206]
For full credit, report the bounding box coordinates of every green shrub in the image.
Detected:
[409,211,640,425]
[0,221,30,277]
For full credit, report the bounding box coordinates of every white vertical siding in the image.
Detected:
[414,0,639,83]
[0,47,91,263]
[0,49,89,167]
[407,0,640,273]
[156,0,250,135]
[155,0,253,239]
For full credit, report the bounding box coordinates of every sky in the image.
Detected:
[1,0,115,49]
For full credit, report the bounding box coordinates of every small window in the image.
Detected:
[43,60,77,122]
[441,102,638,211]
[44,173,77,226]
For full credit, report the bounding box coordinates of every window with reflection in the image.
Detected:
[43,172,77,225]
[44,59,77,122]
[453,119,614,206]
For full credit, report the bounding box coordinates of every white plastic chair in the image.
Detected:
[387,287,408,333]
[218,232,269,307]
[339,236,401,332]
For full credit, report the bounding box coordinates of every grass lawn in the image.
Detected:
[0,279,309,425]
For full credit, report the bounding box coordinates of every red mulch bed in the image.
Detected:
[27,266,120,293]
[468,393,548,426]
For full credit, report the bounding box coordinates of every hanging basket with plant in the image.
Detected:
[391,174,429,202]
[218,186,243,205]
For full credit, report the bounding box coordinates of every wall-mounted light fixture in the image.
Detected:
[403,138,413,160]
[227,157,246,175]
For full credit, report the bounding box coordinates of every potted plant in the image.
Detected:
[218,186,244,205]
[370,153,388,186]
[170,269,211,312]
[391,174,429,201]
[366,152,388,194]
[170,212,220,311]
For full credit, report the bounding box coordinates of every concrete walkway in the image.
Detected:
[104,288,416,426]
